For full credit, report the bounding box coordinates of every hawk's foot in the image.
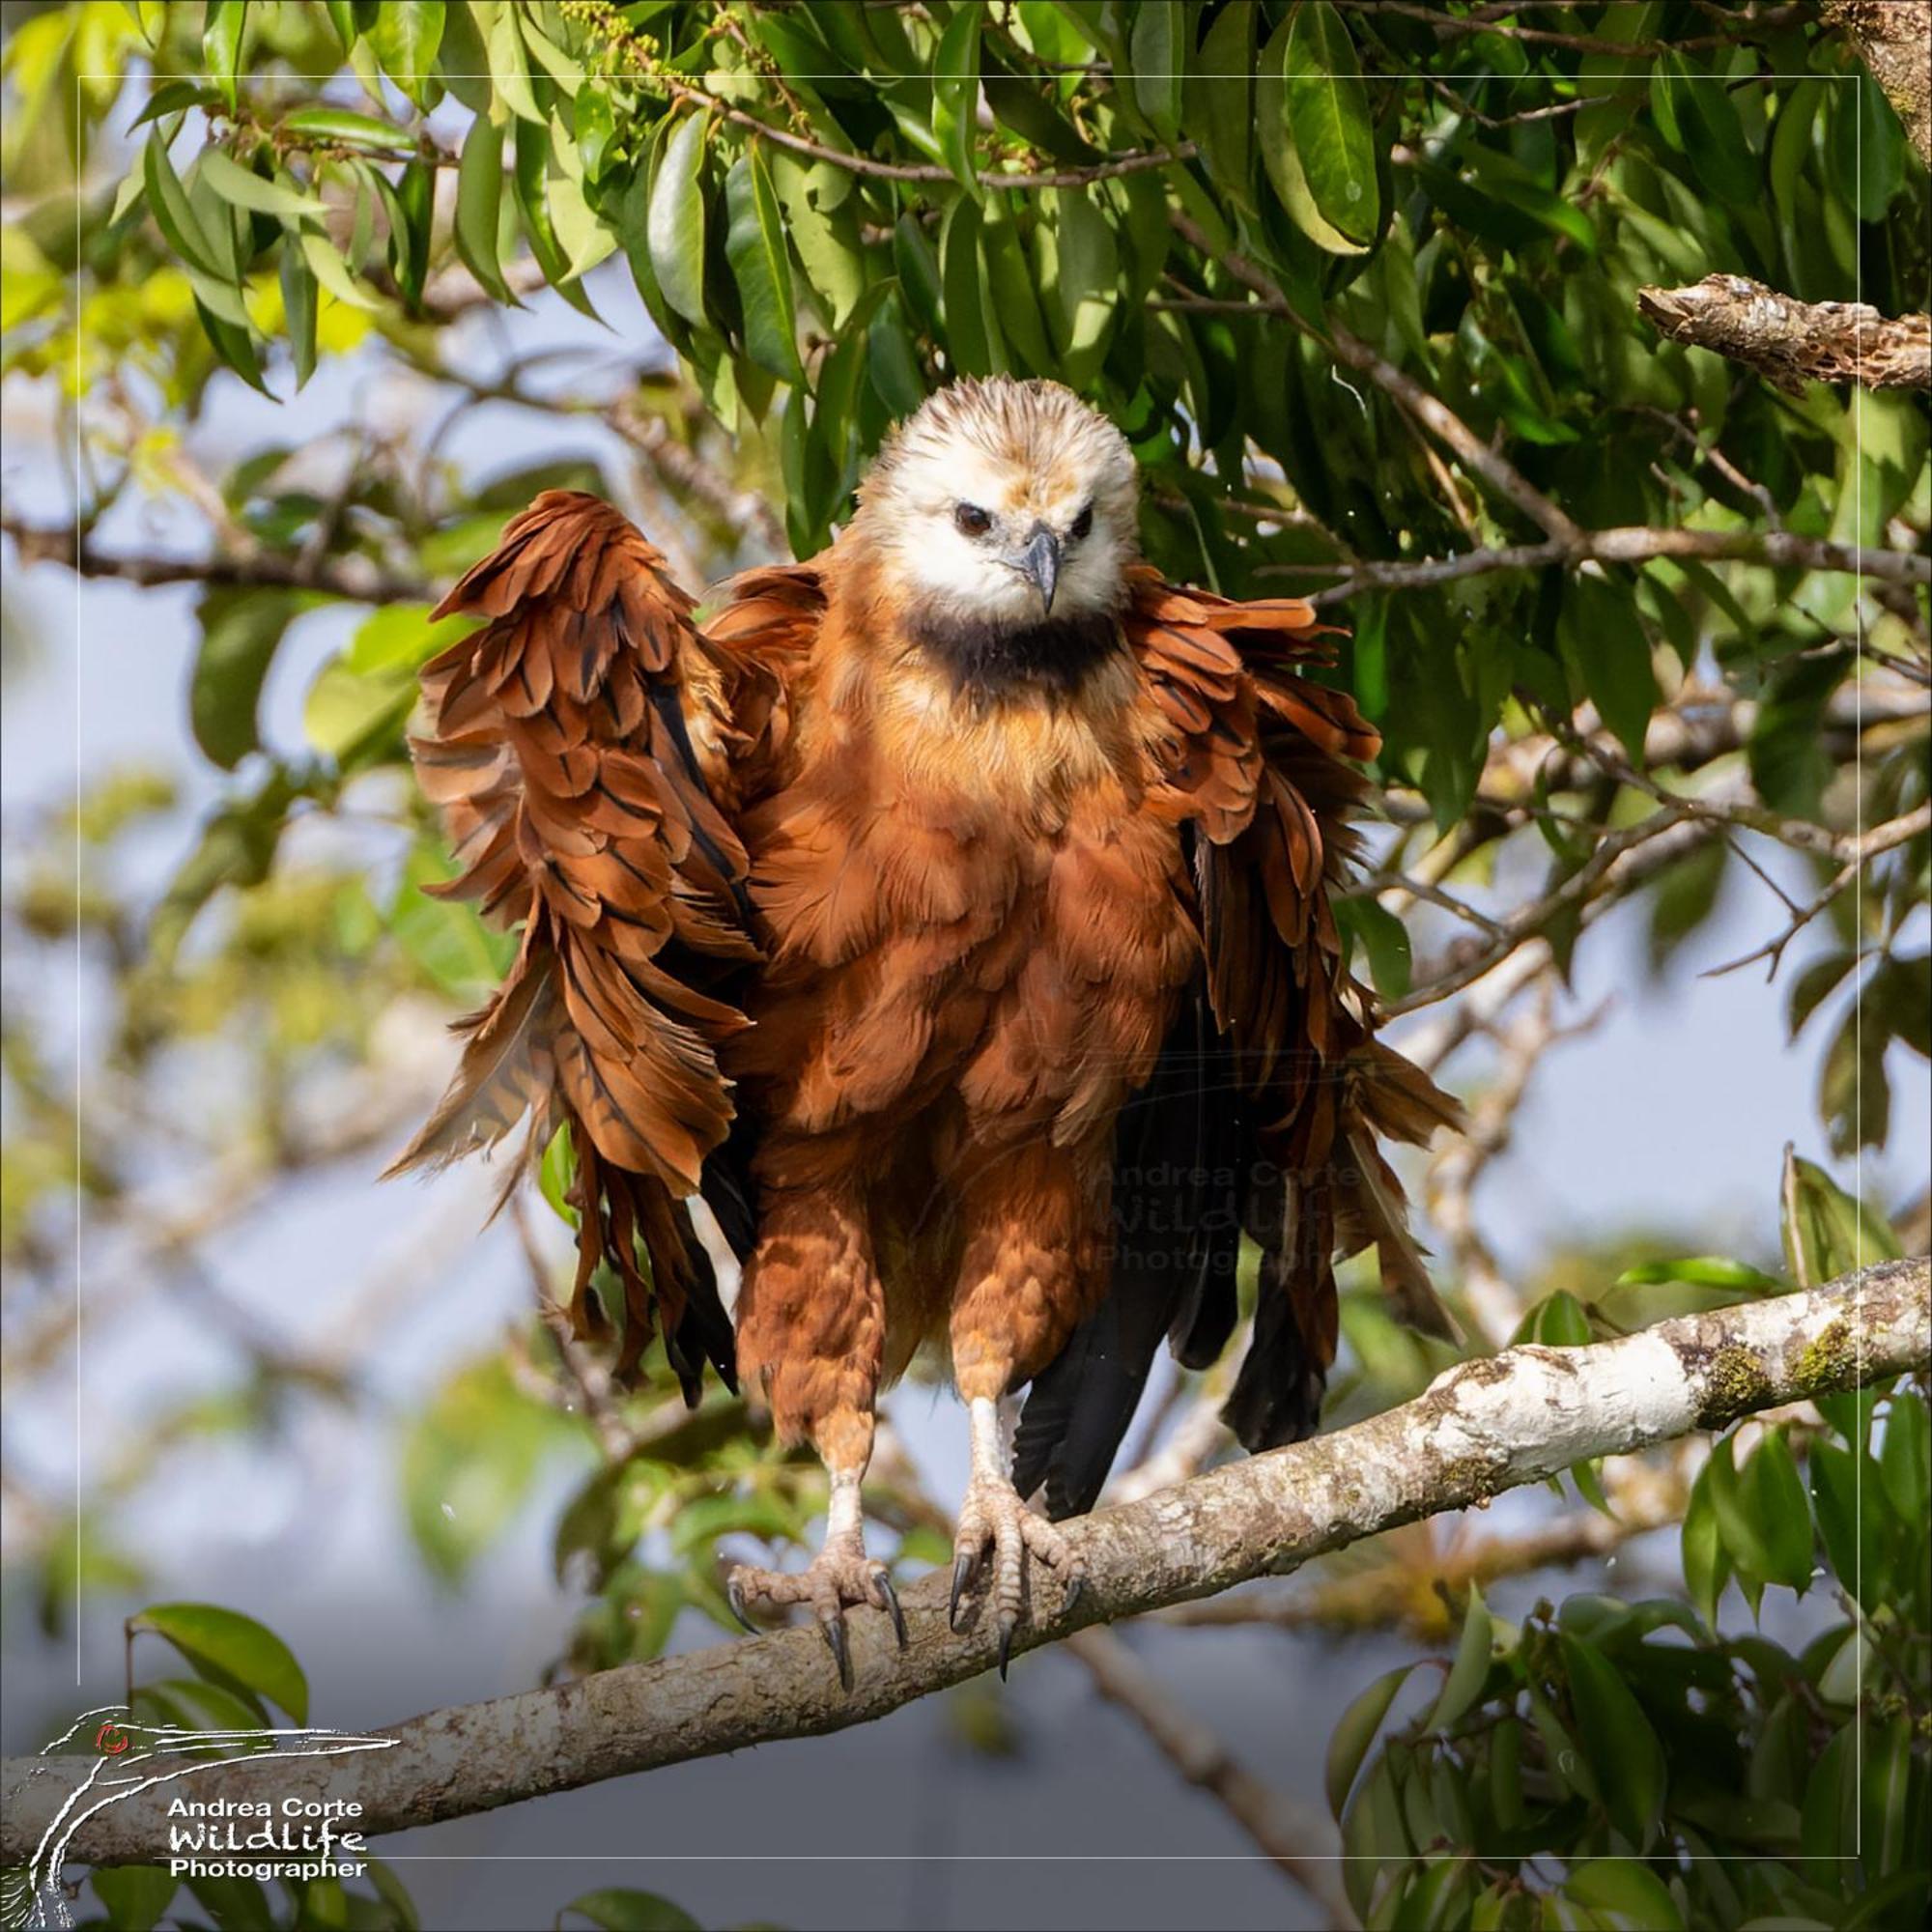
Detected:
[949,1474,1088,1678]
[725,1532,904,1691]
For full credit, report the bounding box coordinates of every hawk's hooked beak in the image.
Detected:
[1018,524,1062,612]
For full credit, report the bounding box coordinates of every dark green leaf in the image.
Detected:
[557,1889,700,1932]
[941,195,997,375]
[1682,1458,1731,1628]
[1560,1632,1666,1843]
[1325,1662,1415,1818]
[189,588,308,770]
[1127,0,1181,142]
[931,2,983,195]
[724,146,801,383]
[1335,895,1412,1000]
[648,111,712,330]
[1558,572,1656,765]
[1565,1859,1684,1931]
[279,237,317,388]
[454,113,512,304]
[92,1867,178,1932]
[1272,2,1378,251]
[1428,1582,1492,1731]
[1832,72,1905,222]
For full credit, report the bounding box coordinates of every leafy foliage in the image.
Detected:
[1329,1378,1932,1930]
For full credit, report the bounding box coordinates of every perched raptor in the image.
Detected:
[391,377,1461,1682]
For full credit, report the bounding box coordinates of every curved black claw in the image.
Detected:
[726,1577,757,1634]
[996,1615,1017,1682]
[949,1552,977,1633]
[1063,1574,1087,1617]
[878,1572,908,1649]
[820,1613,854,1693]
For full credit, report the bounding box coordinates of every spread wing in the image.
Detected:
[1014,571,1463,1517]
[386,490,781,1398]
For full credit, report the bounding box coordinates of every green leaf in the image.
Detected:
[1832,72,1905,222]
[1325,1662,1415,1818]
[1681,1457,1731,1627]
[1559,1632,1666,1843]
[724,147,801,383]
[511,116,597,319]
[1037,185,1117,387]
[402,1353,581,1583]
[1878,1388,1928,1526]
[1128,0,1182,142]
[299,227,381,312]
[132,77,218,128]
[1565,1860,1684,1931]
[92,1867,179,1932]
[1744,1428,1817,1590]
[142,130,230,287]
[189,588,308,770]
[280,106,412,155]
[940,195,997,376]
[1273,2,1378,251]
[128,1601,308,1722]
[1513,1288,1593,1348]
[931,2,983,195]
[893,208,944,335]
[454,114,512,304]
[1558,572,1656,766]
[1335,895,1412,1001]
[279,237,317,388]
[133,1673,278,1739]
[483,0,543,123]
[1786,949,1858,1039]
[1652,52,1757,205]
[389,843,514,1006]
[203,0,247,113]
[980,192,1052,375]
[557,1890,700,1932]
[1615,1256,1782,1291]
[393,157,434,308]
[197,149,326,223]
[323,0,355,51]
[648,111,712,330]
[1186,1,1256,207]
[366,0,445,107]
[1428,1582,1493,1731]
[1780,1150,1901,1288]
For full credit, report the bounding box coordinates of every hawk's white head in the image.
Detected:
[853,377,1140,693]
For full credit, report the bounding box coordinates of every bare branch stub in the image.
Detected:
[1638,275,1932,393]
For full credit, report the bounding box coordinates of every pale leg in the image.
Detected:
[950,1394,1087,1677]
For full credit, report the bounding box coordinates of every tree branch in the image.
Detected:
[1638,276,1932,393]
[1066,1628,1357,1928]
[1823,0,1932,165]
[1,516,432,605]
[7,1260,1924,1869]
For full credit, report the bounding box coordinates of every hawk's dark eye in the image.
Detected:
[954,502,992,537]
[1069,503,1094,542]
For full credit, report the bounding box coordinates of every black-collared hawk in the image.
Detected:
[390,376,1461,1685]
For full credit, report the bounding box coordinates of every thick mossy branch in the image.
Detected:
[4,1260,1925,1871]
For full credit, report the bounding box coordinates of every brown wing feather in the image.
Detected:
[1129,570,1463,1435]
[387,491,788,1397]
